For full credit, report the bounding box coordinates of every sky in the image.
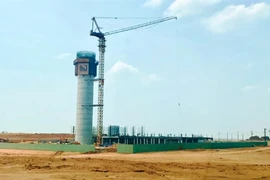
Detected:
[0,0,270,140]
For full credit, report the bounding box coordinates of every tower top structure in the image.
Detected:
[74,51,98,77]
[76,51,96,59]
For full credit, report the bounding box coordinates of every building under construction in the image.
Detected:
[74,51,98,145]
[90,126,213,146]
[100,135,213,146]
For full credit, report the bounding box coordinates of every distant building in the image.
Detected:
[108,125,120,136]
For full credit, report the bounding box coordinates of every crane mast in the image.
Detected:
[97,38,105,145]
[90,16,177,145]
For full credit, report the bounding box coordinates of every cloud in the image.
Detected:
[163,0,221,18]
[107,61,161,83]
[203,2,270,33]
[143,0,165,8]
[56,53,72,59]
[108,61,139,74]
[241,85,260,92]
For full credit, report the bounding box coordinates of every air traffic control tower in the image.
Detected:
[74,51,98,145]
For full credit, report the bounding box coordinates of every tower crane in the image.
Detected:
[90,16,177,145]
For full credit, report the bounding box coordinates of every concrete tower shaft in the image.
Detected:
[73,51,98,145]
[76,75,94,144]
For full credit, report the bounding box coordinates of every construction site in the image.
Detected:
[1,8,270,180]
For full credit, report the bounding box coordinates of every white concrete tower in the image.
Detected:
[73,51,98,145]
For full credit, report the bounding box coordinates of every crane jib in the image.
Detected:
[103,16,177,36]
[91,16,177,38]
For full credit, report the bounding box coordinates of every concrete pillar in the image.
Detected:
[136,138,138,144]
[164,139,166,144]
[133,138,136,144]
[158,139,160,144]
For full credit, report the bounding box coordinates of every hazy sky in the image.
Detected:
[0,0,269,139]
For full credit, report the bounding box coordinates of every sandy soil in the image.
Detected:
[0,147,270,180]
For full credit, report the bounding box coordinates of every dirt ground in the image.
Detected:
[0,147,270,180]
